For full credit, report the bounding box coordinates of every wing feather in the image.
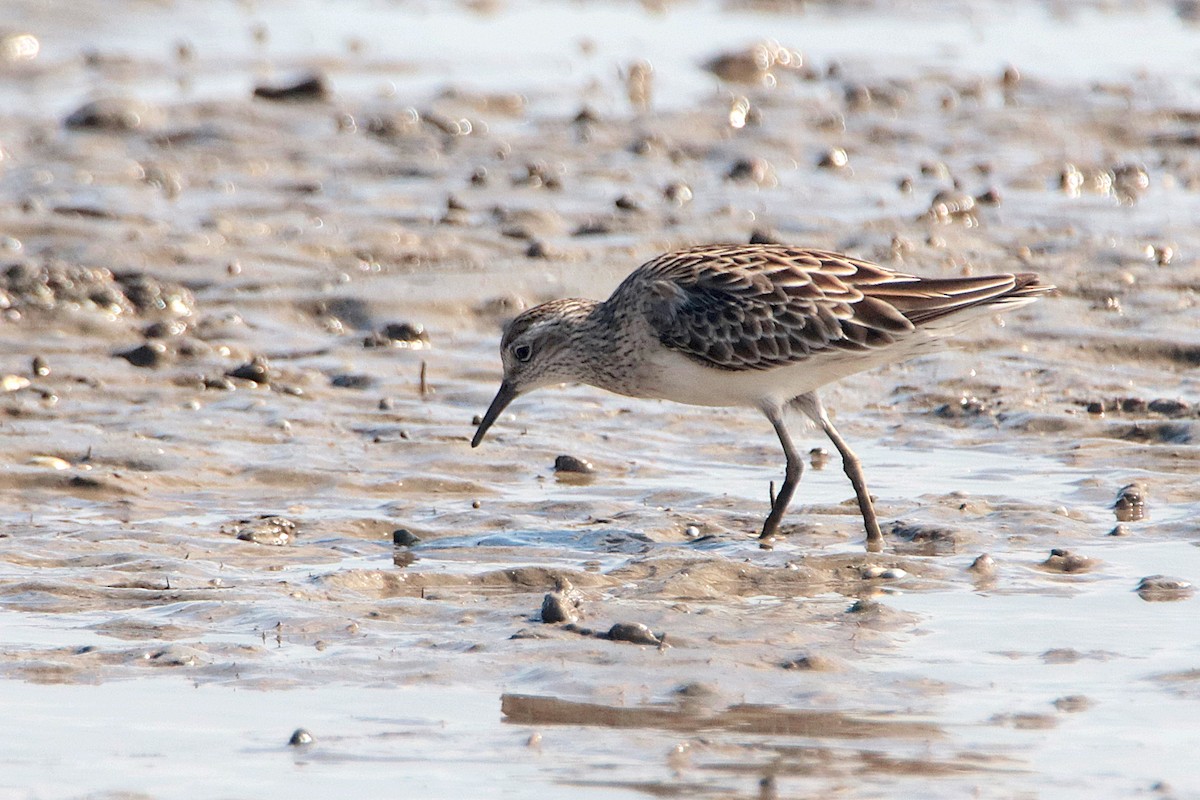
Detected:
[610,244,1050,372]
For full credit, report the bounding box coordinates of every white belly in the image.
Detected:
[628,335,939,408]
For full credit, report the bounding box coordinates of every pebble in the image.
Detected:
[605,622,662,646]
[1041,549,1095,573]
[330,373,373,390]
[117,341,170,369]
[553,455,594,474]
[64,97,158,131]
[662,182,693,206]
[31,356,49,376]
[253,73,328,102]
[364,322,430,349]
[288,728,315,746]
[1112,482,1147,522]
[968,553,996,575]
[540,591,580,624]
[817,147,849,169]
[1147,398,1189,416]
[727,157,772,185]
[392,529,420,547]
[227,356,271,385]
[2,374,31,392]
[143,320,187,339]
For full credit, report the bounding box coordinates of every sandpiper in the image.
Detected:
[472,244,1051,549]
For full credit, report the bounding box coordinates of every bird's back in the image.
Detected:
[605,244,1051,374]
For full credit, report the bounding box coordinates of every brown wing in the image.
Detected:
[621,244,1047,372]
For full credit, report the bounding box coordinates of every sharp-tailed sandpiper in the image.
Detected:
[472,244,1051,549]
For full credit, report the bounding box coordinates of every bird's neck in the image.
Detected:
[565,298,641,394]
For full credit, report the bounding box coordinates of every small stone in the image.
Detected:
[540,592,580,624]
[64,97,157,131]
[614,194,642,212]
[143,319,187,339]
[975,188,1002,206]
[330,373,373,390]
[227,356,271,385]
[662,182,692,205]
[554,455,593,474]
[727,157,772,184]
[1041,549,1095,573]
[969,554,996,575]
[1147,398,1189,417]
[817,147,849,169]
[1120,397,1148,414]
[1113,482,1147,522]
[605,622,662,646]
[684,525,701,538]
[254,73,328,102]
[288,728,315,746]
[31,356,49,377]
[117,341,170,369]
[392,529,421,547]
[1108,524,1128,537]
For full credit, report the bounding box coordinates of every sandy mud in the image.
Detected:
[0,0,1198,797]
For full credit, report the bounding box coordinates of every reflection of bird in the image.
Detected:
[472,244,1051,549]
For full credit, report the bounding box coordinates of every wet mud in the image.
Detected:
[0,0,1198,797]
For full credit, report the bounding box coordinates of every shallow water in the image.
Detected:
[1,0,1199,797]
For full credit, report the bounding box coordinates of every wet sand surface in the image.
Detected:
[1,0,1199,797]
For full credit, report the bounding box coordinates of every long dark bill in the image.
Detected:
[471,381,518,447]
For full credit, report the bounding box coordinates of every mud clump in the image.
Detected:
[226,515,298,546]
[363,322,430,349]
[1040,549,1097,574]
[1135,576,1194,602]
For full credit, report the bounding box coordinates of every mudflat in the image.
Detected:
[0,1,1198,797]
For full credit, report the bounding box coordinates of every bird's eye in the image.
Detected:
[513,343,533,362]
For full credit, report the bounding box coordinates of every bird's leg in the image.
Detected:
[759,403,804,539]
[795,392,884,550]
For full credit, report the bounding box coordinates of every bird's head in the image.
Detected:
[471,299,596,447]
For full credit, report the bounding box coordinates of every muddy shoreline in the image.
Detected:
[1,0,1198,797]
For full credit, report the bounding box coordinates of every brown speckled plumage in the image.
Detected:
[611,244,1048,371]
